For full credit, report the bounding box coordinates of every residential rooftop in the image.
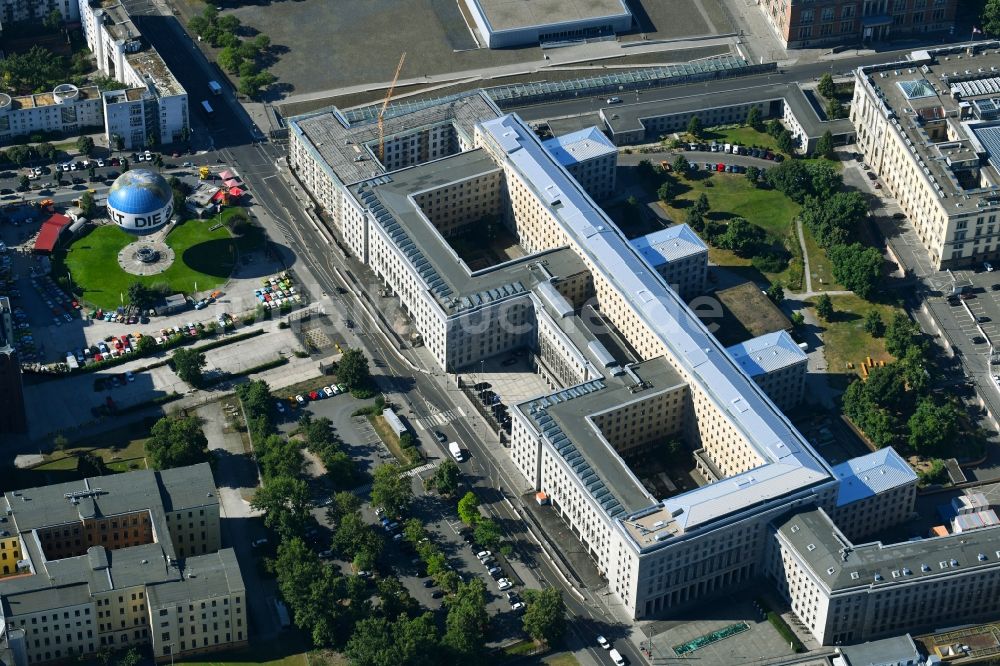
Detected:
[478,113,832,548]
[542,126,617,167]
[726,330,806,379]
[98,0,185,98]
[290,91,501,186]
[776,507,1000,593]
[856,42,1000,215]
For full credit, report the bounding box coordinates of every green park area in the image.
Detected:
[817,294,901,380]
[58,208,261,310]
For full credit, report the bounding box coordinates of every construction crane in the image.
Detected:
[378,52,407,163]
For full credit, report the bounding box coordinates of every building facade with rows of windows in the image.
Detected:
[851,43,1000,269]
[288,93,993,644]
[759,0,956,50]
[0,464,246,665]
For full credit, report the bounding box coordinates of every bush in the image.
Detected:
[293,350,309,358]
[751,248,790,273]
[278,321,290,329]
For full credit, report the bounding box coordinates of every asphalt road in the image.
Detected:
[510,45,926,123]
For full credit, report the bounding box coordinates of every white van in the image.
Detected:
[724,143,732,154]
[609,648,626,666]
[448,442,464,462]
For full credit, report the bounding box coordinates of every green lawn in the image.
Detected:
[801,224,843,291]
[61,218,237,309]
[703,126,787,155]
[657,172,803,287]
[819,294,902,376]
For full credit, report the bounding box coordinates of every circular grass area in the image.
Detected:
[62,220,237,309]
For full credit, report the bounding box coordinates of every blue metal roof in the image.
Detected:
[107,170,172,215]
[832,448,917,507]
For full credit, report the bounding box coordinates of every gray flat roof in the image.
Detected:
[290,91,500,186]
[472,0,629,31]
[602,81,853,141]
[857,42,1000,216]
[726,331,806,378]
[542,126,617,166]
[3,463,217,534]
[146,549,244,607]
[356,149,590,314]
[517,358,684,517]
[777,508,1000,593]
[630,224,707,266]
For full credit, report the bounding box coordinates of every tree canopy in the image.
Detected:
[146,415,209,469]
[814,293,834,321]
[171,347,206,387]
[715,218,765,257]
[457,491,480,525]
[522,588,567,645]
[817,73,836,99]
[371,463,413,517]
[828,243,882,299]
[251,475,311,539]
[338,348,372,390]
[442,579,489,658]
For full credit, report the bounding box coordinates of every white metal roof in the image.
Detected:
[832,448,917,507]
[726,331,806,378]
[479,114,832,537]
[629,224,708,266]
[542,126,617,166]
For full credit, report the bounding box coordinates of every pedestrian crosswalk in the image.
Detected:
[413,408,464,430]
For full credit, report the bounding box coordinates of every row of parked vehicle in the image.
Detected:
[275,383,348,414]
[685,142,785,162]
[476,549,516,595]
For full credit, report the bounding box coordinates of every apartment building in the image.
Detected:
[759,0,956,49]
[0,85,104,146]
[726,331,807,411]
[0,464,246,665]
[0,296,27,434]
[629,225,707,301]
[77,0,188,148]
[852,43,1000,270]
[541,127,617,201]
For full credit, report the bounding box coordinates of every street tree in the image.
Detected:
[864,310,885,337]
[817,72,836,99]
[443,579,488,658]
[146,415,208,469]
[36,142,56,161]
[457,491,480,525]
[171,347,206,387]
[473,518,502,549]
[17,174,29,191]
[522,588,567,645]
[7,145,34,167]
[426,459,461,496]
[828,243,883,299]
[370,463,413,517]
[218,46,243,73]
[76,135,94,156]
[253,34,272,50]
[256,434,305,480]
[814,293,834,321]
[338,348,371,390]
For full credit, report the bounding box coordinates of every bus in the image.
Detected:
[201,100,214,116]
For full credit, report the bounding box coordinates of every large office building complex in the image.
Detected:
[288,90,998,646]
[0,464,247,665]
[852,42,1000,270]
[759,0,957,49]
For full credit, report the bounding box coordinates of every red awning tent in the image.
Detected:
[223,179,240,188]
[218,170,236,180]
[211,190,227,203]
[228,187,245,197]
[33,213,72,254]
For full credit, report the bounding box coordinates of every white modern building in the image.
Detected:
[77,0,188,148]
[0,85,104,144]
[0,0,79,29]
[852,42,1000,269]
[461,0,631,48]
[287,91,992,644]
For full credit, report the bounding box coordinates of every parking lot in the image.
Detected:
[284,391,529,630]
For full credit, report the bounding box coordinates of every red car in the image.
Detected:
[309,390,320,400]
[716,163,724,172]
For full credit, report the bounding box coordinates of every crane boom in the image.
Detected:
[378,52,407,162]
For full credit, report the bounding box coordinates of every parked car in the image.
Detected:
[597,636,611,650]
[476,550,491,560]
[497,578,512,591]
[295,394,306,405]
[323,386,334,397]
